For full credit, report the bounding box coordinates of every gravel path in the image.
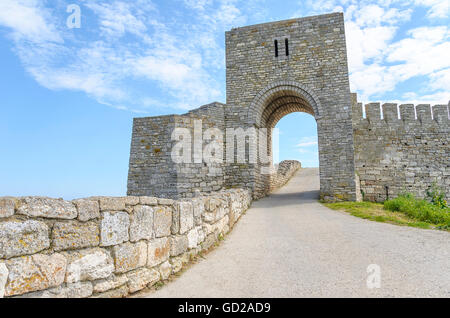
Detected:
[141,168,450,298]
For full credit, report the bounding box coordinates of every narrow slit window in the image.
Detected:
[274,40,278,57]
[285,38,289,56]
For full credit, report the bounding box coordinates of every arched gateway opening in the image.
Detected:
[247,82,322,198]
[222,78,359,202]
[273,112,319,168]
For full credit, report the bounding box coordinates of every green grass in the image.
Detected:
[323,201,440,230]
[154,281,165,290]
[384,194,450,229]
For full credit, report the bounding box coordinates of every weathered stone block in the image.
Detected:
[73,199,100,222]
[124,196,139,206]
[91,285,129,298]
[113,241,147,274]
[19,282,93,298]
[93,274,128,293]
[0,263,8,298]
[171,204,180,234]
[4,253,67,297]
[147,238,170,267]
[13,286,65,298]
[159,261,172,280]
[179,201,194,234]
[0,197,15,218]
[228,199,239,228]
[64,248,114,283]
[139,197,157,205]
[158,198,174,205]
[204,216,229,236]
[99,197,126,211]
[180,251,192,265]
[187,227,199,249]
[205,196,219,212]
[130,205,153,242]
[52,221,99,251]
[127,268,160,293]
[153,206,172,238]
[202,233,216,251]
[62,282,93,298]
[17,197,77,219]
[170,257,183,274]
[100,212,130,246]
[0,220,50,259]
[170,235,188,257]
[203,196,226,224]
[192,198,204,226]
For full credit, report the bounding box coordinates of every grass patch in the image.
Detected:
[384,193,450,229]
[323,201,437,230]
[154,281,165,290]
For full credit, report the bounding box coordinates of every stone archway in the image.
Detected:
[248,82,323,198]
[229,80,358,202]
[248,81,322,127]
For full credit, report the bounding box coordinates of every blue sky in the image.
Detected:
[0,0,448,199]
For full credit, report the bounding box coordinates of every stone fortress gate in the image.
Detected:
[127,12,449,202]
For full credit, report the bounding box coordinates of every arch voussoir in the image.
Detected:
[248,81,321,127]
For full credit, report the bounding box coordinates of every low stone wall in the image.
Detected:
[269,160,302,192]
[0,189,251,298]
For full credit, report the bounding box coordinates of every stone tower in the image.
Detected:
[224,12,358,201]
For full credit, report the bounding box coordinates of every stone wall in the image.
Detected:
[0,189,251,298]
[128,115,179,198]
[352,96,450,202]
[269,160,302,192]
[128,103,226,199]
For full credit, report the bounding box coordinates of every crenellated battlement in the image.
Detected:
[351,93,449,202]
[353,100,450,127]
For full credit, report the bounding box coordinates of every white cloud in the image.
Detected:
[345,22,397,72]
[350,64,398,99]
[83,0,155,38]
[415,0,450,18]
[184,0,213,11]
[0,0,62,43]
[133,56,192,87]
[395,91,450,104]
[428,68,450,91]
[305,0,341,13]
[295,136,318,155]
[387,26,450,81]
[296,136,318,148]
[0,0,234,112]
[343,2,449,103]
[351,4,412,27]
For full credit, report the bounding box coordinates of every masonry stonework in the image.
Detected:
[0,190,252,298]
[128,103,226,199]
[269,161,302,192]
[352,94,450,202]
